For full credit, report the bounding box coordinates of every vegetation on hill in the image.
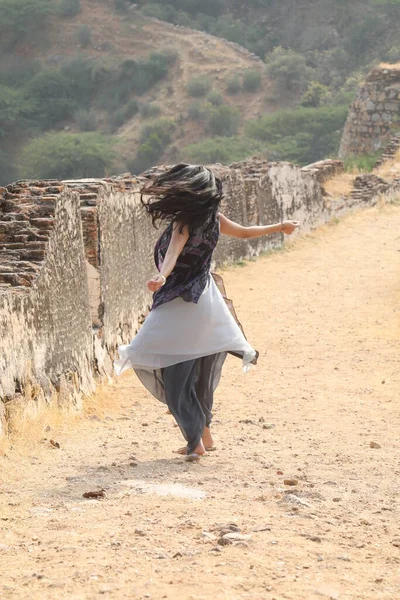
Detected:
[0,0,399,183]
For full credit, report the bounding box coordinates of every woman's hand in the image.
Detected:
[147,274,166,292]
[281,220,299,235]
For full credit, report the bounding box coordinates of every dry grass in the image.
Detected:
[379,62,400,70]
[374,149,400,180]
[0,379,124,459]
[323,171,358,197]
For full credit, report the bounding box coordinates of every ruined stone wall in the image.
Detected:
[339,65,400,158]
[0,184,94,433]
[0,160,386,434]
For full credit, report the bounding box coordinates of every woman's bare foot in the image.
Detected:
[192,440,206,456]
[174,428,216,455]
[186,440,206,462]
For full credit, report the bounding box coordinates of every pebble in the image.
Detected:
[88,415,102,422]
[370,441,381,449]
[134,529,146,536]
[219,533,252,545]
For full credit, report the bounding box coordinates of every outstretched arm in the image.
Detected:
[147,223,189,292]
[218,213,299,238]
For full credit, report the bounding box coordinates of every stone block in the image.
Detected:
[384,102,399,112]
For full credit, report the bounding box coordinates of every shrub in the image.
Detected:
[384,46,400,63]
[61,58,98,105]
[168,0,225,17]
[187,101,208,121]
[345,16,386,57]
[206,90,223,106]
[0,85,29,137]
[116,51,176,98]
[300,81,330,107]
[0,0,53,35]
[344,153,381,173]
[75,108,97,131]
[187,76,212,97]
[225,75,241,95]
[109,99,140,130]
[114,0,128,12]
[128,119,175,174]
[0,57,41,88]
[181,136,265,165]
[207,105,240,137]
[76,25,91,48]
[161,48,179,66]
[140,2,176,20]
[23,69,77,127]
[19,133,115,179]
[245,105,348,165]
[265,46,314,94]
[140,102,162,118]
[139,118,175,144]
[58,0,81,17]
[242,69,262,92]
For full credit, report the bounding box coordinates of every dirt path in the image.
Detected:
[1,204,399,600]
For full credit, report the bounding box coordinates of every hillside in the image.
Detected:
[1,0,400,184]
[0,0,275,184]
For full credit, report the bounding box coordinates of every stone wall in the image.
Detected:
[374,133,400,167]
[339,64,400,158]
[0,184,94,433]
[0,160,386,435]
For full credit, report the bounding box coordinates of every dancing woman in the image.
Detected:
[114,164,298,460]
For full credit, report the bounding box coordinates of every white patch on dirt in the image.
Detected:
[121,480,206,500]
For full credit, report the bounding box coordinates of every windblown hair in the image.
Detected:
[141,163,223,233]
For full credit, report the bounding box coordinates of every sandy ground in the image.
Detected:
[1,203,399,600]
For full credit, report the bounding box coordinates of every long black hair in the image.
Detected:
[141,163,223,233]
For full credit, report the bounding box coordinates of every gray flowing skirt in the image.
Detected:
[114,275,256,453]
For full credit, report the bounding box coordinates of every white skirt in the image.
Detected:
[113,275,256,375]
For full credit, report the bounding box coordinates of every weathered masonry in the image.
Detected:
[339,64,400,158]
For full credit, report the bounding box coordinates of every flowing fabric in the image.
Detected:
[114,276,256,454]
[114,275,256,376]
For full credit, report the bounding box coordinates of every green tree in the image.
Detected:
[245,105,348,165]
[181,136,265,164]
[0,85,29,137]
[266,47,315,94]
[187,76,212,97]
[0,145,18,185]
[129,119,175,174]
[0,0,53,37]
[300,81,330,107]
[19,133,115,179]
[24,69,78,127]
[242,69,263,92]
[207,105,240,137]
[76,25,92,48]
[58,0,81,17]
[225,75,241,95]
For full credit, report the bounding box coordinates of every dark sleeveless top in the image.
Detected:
[152,213,220,310]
